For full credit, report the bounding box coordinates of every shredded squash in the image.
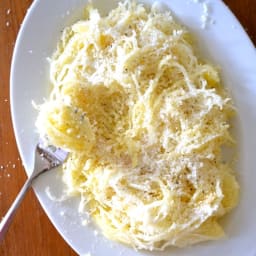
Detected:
[36,0,239,251]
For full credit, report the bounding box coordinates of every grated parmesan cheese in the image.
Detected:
[36,0,239,251]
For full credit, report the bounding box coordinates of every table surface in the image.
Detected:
[0,0,255,255]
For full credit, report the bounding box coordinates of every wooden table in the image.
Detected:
[0,1,255,255]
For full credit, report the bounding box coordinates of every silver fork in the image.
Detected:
[0,140,68,243]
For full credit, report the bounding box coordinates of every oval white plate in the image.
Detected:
[10,0,256,255]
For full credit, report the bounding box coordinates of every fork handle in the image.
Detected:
[0,177,33,243]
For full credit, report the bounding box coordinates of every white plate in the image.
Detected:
[10,0,256,255]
